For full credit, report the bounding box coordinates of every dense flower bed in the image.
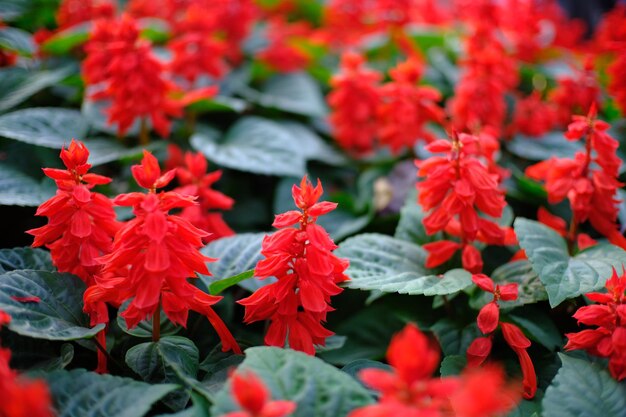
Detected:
[0,1,625,416]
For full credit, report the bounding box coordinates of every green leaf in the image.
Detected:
[185,96,248,113]
[41,23,90,55]
[336,233,472,295]
[83,138,155,166]
[5,335,74,371]
[439,355,466,376]
[45,369,178,417]
[209,269,255,295]
[470,260,548,310]
[0,247,53,272]
[431,319,481,356]
[395,189,442,245]
[241,72,328,118]
[0,163,55,206]
[190,118,306,177]
[0,107,88,147]
[211,347,373,417]
[0,0,30,20]
[200,233,272,293]
[126,336,201,409]
[0,27,35,54]
[542,354,626,417]
[507,307,562,351]
[0,66,72,113]
[514,218,626,306]
[507,132,583,160]
[0,270,104,340]
[278,121,347,166]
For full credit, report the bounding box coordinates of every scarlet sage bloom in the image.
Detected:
[256,17,312,73]
[510,91,556,137]
[565,268,626,381]
[348,324,519,417]
[56,0,115,29]
[526,106,626,249]
[238,176,349,355]
[221,371,296,417]
[417,132,508,273]
[548,61,601,127]
[0,311,54,417]
[82,15,183,137]
[83,151,240,353]
[467,274,537,399]
[27,139,120,286]
[328,52,381,155]
[377,58,444,154]
[167,145,235,243]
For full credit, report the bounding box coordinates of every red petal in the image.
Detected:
[477,302,499,334]
[466,337,493,367]
[500,322,531,349]
[272,210,302,228]
[472,273,494,293]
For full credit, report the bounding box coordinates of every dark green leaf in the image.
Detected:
[211,347,373,417]
[116,301,180,339]
[542,354,626,417]
[0,66,72,113]
[278,121,346,166]
[336,233,472,295]
[0,270,104,340]
[439,355,466,376]
[507,132,583,160]
[0,27,35,54]
[431,319,481,356]
[0,247,53,272]
[0,163,55,206]
[190,118,306,177]
[514,218,626,306]
[45,369,178,417]
[0,107,88,148]
[507,307,562,351]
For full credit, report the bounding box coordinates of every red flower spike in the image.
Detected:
[84,153,240,354]
[56,0,115,29]
[223,371,296,417]
[566,268,626,381]
[238,176,348,355]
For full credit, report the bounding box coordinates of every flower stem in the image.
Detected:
[139,118,150,145]
[152,303,161,343]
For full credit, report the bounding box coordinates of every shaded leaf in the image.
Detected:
[0,66,72,113]
[0,163,55,206]
[0,107,88,148]
[0,247,53,272]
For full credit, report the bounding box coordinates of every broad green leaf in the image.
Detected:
[241,72,328,118]
[0,247,53,272]
[45,369,178,417]
[439,355,466,376]
[208,269,254,295]
[542,354,626,417]
[83,138,155,166]
[514,218,626,306]
[0,0,30,20]
[0,163,55,206]
[431,319,481,356]
[0,270,104,340]
[0,26,35,54]
[5,334,74,371]
[200,233,273,293]
[0,66,72,113]
[0,107,88,148]
[41,22,90,55]
[126,336,201,409]
[211,347,373,417]
[336,233,472,295]
[279,121,347,166]
[470,260,548,310]
[508,307,562,351]
[507,132,583,160]
[342,359,391,393]
[191,118,306,177]
[116,301,180,339]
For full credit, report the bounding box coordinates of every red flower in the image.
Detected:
[565,268,626,381]
[526,108,626,249]
[328,52,381,155]
[84,151,240,354]
[56,0,115,29]
[82,15,183,137]
[377,58,443,154]
[238,176,348,355]
[0,310,53,417]
[256,17,312,73]
[222,371,296,417]
[27,139,120,286]
[167,145,235,243]
[417,132,508,272]
[349,324,519,417]
[510,91,556,137]
[548,60,601,127]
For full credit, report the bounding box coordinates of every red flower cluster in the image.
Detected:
[328,52,381,155]
[82,15,186,137]
[221,371,296,417]
[256,17,312,73]
[548,61,601,127]
[510,91,556,138]
[56,0,115,29]
[565,268,626,381]
[526,106,626,249]
[598,5,626,115]
[167,145,235,243]
[467,274,537,400]
[0,311,54,417]
[348,324,519,417]
[238,176,349,355]
[377,58,444,153]
[417,132,509,273]
[27,140,119,286]
[83,151,240,353]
